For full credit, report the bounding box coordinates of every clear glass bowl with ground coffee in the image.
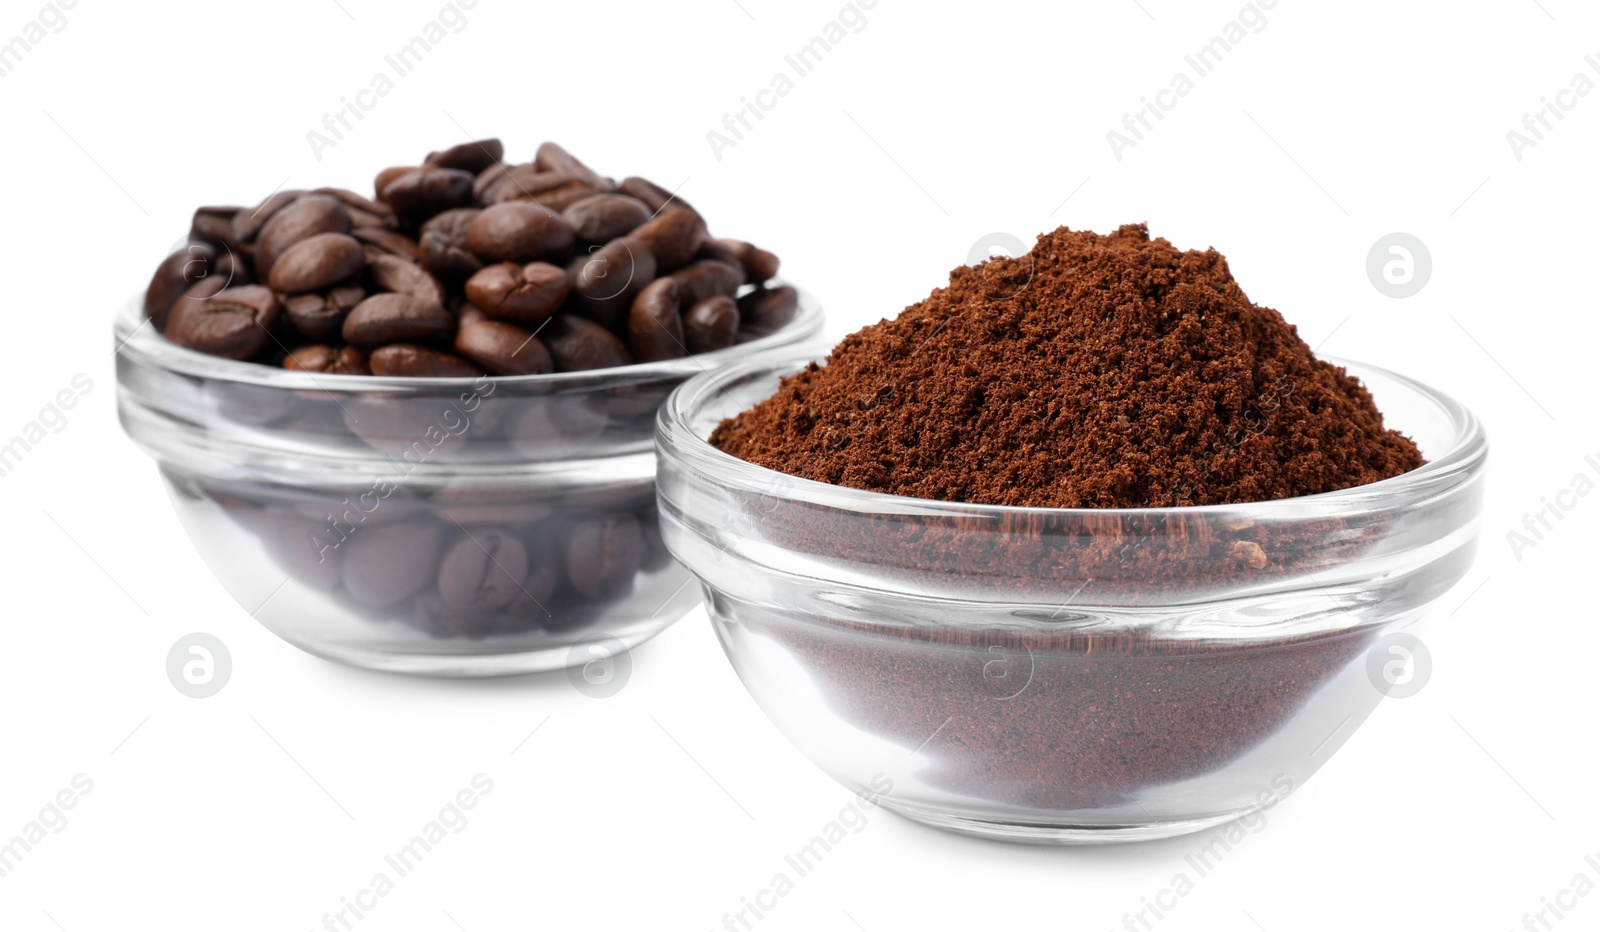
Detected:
[657,350,1486,842]
[116,291,821,676]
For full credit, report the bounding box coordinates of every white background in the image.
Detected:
[1,0,1596,929]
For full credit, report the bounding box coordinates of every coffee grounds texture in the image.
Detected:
[702,224,1427,814]
[712,223,1423,509]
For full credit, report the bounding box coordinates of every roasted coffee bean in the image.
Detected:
[426,138,504,176]
[175,272,229,306]
[471,162,518,202]
[604,383,669,420]
[571,236,655,303]
[152,138,799,371]
[284,284,364,342]
[466,202,574,264]
[190,206,242,250]
[145,243,215,330]
[721,238,781,283]
[437,528,529,612]
[507,395,609,459]
[463,261,569,324]
[373,165,418,201]
[283,344,370,375]
[411,591,502,639]
[342,521,446,607]
[254,194,352,280]
[214,249,255,287]
[565,514,644,598]
[683,295,739,354]
[476,164,548,202]
[420,233,481,281]
[504,559,563,618]
[287,492,419,528]
[418,208,481,281]
[695,237,744,276]
[314,187,396,229]
[542,315,633,371]
[487,166,597,211]
[339,395,476,457]
[352,227,421,262]
[366,253,447,307]
[431,482,554,525]
[562,193,651,243]
[529,183,600,212]
[342,293,454,347]
[633,208,705,272]
[568,236,654,331]
[737,284,800,331]
[165,285,281,360]
[257,510,343,592]
[232,189,305,244]
[618,176,694,216]
[534,141,612,191]
[268,232,366,294]
[380,167,475,221]
[455,320,553,376]
[368,344,485,378]
[670,259,742,307]
[628,278,686,362]
[563,257,619,330]
[345,205,393,230]
[422,209,476,243]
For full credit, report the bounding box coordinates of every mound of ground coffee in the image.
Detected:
[703,224,1431,819]
[713,223,1421,507]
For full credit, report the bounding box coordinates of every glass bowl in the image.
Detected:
[114,287,822,676]
[656,348,1487,843]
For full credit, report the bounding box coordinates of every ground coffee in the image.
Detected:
[706,224,1427,817]
[713,223,1422,508]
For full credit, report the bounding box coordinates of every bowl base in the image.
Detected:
[877,797,1256,845]
[270,625,672,678]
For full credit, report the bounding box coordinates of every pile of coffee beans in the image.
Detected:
[204,474,675,640]
[145,139,799,376]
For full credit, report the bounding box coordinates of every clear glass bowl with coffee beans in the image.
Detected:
[116,139,823,676]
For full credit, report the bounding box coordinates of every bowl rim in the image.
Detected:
[657,346,1488,520]
[114,281,824,393]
